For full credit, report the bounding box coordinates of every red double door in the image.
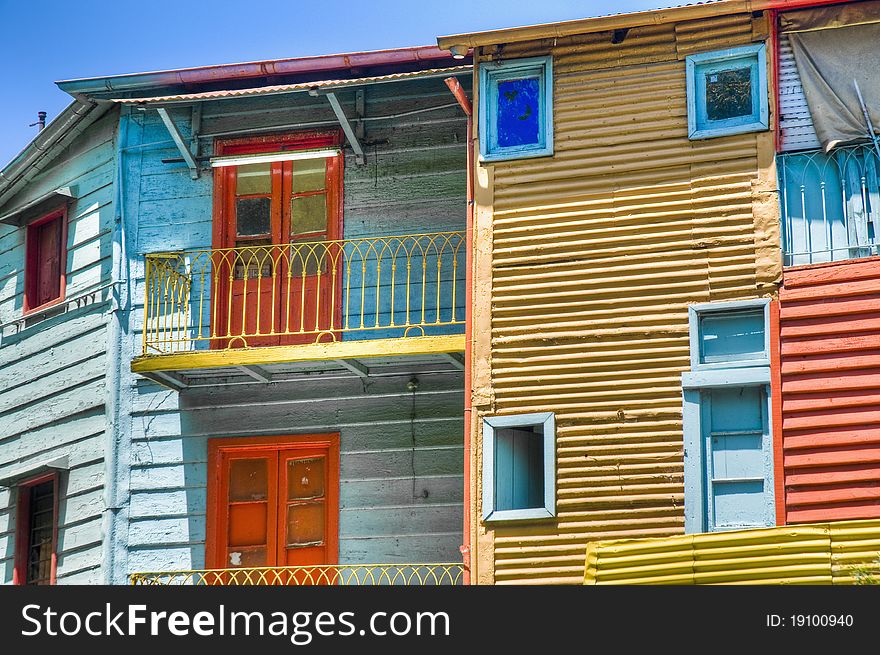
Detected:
[213,132,343,347]
[206,435,340,573]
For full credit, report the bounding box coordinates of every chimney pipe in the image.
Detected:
[30,111,47,131]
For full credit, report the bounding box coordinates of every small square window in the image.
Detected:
[688,299,770,370]
[686,44,768,140]
[479,56,553,162]
[482,412,555,522]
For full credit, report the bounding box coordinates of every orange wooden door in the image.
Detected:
[279,155,343,342]
[219,161,283,347]
[213,132,343,348]
[207,435,340,576]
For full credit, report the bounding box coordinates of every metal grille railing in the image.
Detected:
[779,143,880,266]
[130,563,465,586]
[142,232,465,355]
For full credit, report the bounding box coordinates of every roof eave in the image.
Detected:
[436,0,772,49]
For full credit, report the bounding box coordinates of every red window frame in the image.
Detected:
[24,207,68,314]
[13,472,60,586]
[205,434,340,571]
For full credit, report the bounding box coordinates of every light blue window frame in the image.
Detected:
[482,412,556,522]
[682,298,775,534]
[686,44,769,140]
[688,298,771,371]
[478,56,553,162]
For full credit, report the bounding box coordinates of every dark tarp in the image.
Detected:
[783,1,880,151]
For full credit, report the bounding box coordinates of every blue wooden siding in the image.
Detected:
[0,109,118,583]
[112,76,467,577]
[122,375,463,574]
[129,76,467,348]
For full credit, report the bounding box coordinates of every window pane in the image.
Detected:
[290,236,328,276]
[288,457,325,500]
[228,502,268,546]
[292,159,326,194]
[229,458,268,501]
[227,547,267,568]
[705,67,752,121]
[287,501,325,545]
[494,427,544,511]
[236,197,271,237]
[496,77,541,148]
[26,481,54,585]
[699,309,765,363]
[290,194,327,238]
[236,163,272,196]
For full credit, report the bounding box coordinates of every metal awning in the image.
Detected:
[0,186,73,225]
[0,455,69,488]
[107,65,470,105]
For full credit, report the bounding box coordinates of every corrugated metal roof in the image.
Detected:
[584,519,880,584]
[107,66,471,105]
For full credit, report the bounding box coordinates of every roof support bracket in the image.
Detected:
[336,358,369,378]
[156,107,200,179]
[326,92,366,165]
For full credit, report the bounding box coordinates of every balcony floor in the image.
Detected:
[131,334,465,390]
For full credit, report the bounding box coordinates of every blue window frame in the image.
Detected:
[682,299,775,534]
[686,44,769,140]
[482,412,555,522]
[478,56,553,162]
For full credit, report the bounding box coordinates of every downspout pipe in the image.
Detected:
[444,76,473,585]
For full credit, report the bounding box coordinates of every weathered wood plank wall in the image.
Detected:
[0,109,119,583]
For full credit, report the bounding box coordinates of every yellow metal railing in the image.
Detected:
[142,232,465,355]
[130,563,465,586]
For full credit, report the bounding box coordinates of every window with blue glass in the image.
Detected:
[479,56,553,161]
[682,299,776,534]
[686,44,769,140]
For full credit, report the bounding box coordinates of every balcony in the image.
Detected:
[132,232,466,388]
[130,563,465,585]
[779,143,880,267]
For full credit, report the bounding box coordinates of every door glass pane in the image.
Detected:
[292,159,326,194]
[227,547,267,568]
[496,77,541,147]
[236,197,271,237]
[228,502,267,546]
[229,458,268,501]
[290,236,328,276]
[236,163,272,196]
[288,457,325,499]
[705,67,752,121]
[287,501,325,545]
[290,194,327,238]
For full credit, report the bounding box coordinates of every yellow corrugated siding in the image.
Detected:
[476,11,780,584]
[584,520,880,584]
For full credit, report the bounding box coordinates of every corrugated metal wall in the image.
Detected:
[472,12,781,584]
[583,518,880,584]
[779,258,880,523]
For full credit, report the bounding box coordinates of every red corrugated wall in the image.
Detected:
[779,257,880,523]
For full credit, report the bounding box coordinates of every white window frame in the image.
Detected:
[682,298,775,534]
[478,56,554,162]
[686,44,769,140]
[482,412,556,522]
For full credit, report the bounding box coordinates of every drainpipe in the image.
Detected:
[444,76,473,585]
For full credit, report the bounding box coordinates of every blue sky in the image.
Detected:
[0,0,663,168]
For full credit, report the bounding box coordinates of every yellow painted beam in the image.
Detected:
[131,334,466,374]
